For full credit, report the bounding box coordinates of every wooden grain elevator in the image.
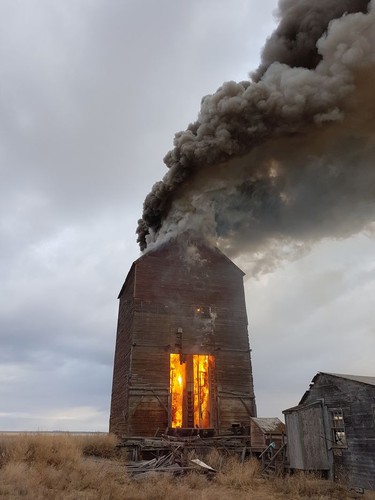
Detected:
[109,239,256,437]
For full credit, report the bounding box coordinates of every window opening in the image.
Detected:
[330,409,347,447]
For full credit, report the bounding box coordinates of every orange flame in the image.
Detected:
[170,354,185,428]
[170,353,214,428]
[193,355,211,428]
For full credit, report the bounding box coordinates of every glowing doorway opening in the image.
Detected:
[170,353,186,428]
[170,354,215,428]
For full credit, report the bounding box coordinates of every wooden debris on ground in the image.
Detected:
[125,449,217,477]
[118,434,255,462]
[190,458,216,472]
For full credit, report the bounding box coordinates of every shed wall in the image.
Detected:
[301,374,375,489]
[250,422,266,448]
[285,403,329,470]
[285,373,375,489]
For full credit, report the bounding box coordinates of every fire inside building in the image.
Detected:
[109,240,375,491]
[109,239,257,437]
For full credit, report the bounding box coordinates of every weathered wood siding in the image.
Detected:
[109,266,135,436]
[285,373,375,489]
[249,418,285,449]
[301,373,375,489]
[284,402,329,470]
[109,240,256,437]
[250,421,267,448]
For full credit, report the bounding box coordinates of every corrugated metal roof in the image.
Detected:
[323,372,375,386]
[250,417,285,433]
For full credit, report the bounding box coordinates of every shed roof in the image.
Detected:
[294,372,375,407]
[322,372,375,386]
[250,417,285,434]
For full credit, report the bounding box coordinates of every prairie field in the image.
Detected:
[0,433,374,499]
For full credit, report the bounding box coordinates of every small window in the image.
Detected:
[194,306,212,319]
[330,409,347,447]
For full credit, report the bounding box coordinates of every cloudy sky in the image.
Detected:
[0,0,374,432]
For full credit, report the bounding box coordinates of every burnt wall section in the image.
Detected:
[109,240,256,437]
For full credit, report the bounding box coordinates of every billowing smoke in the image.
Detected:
[137,0,375,273]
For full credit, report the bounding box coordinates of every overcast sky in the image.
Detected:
[0,0,374,432]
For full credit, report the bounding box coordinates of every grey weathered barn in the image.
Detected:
[109,239,257,437]
[284,372,375,490]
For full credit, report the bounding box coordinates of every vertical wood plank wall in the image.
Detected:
[285,373,375,489]
[109,240,257,436]
[109,266,135,436]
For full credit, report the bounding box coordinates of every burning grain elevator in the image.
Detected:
[109,239,256,437]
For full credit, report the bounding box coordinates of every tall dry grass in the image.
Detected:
[0,433,374,499]
[0,433,122,500]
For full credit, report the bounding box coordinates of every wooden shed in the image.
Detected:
[283,372,375,490]
[250,417,285,450]
[109,238,257,437]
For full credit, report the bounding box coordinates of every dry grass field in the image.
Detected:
[0,433,374,499]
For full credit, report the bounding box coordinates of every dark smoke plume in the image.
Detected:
[137,0,375,272]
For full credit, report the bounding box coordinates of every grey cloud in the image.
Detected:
[0,0,373,431]
[248,235,375,415]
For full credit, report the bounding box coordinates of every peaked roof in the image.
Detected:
[118,237,245,298]
[284,371,375,412]
[250,417,285,433]
[321,372,375,387]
